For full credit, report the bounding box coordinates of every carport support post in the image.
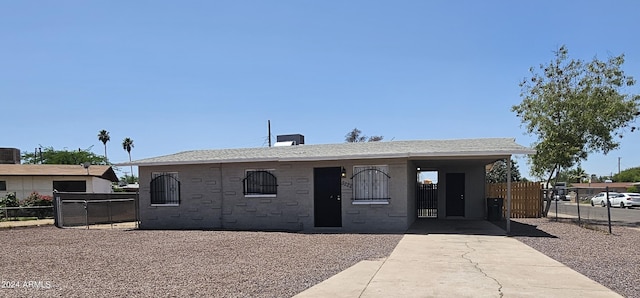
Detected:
[506,158,512,234]
[606,186,612,234]
[576,188,581,225]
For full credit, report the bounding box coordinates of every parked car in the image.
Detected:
[610,193,640,208]
[590,192,621,207]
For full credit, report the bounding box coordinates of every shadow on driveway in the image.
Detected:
[405,218,557,238]
[491,219,558,238]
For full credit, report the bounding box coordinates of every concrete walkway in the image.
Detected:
[295,220,621,298]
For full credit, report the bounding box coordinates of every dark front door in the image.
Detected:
[314,167,342,227]
[446,173,465,217]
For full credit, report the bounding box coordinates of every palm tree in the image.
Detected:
[122,137,134,176]
[97,130,110,162]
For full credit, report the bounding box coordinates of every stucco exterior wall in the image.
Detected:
[406,162,418,228]
[0,176,53,199]
[90,177,113,193]
[0,176,113,199]
[138,159,412,232]
[437,162,487,219]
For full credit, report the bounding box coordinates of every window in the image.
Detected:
[243,170,277,196]
[0,181,6,191]
[150,172,180,205]
[352,165,390,203]
[53,181,86,192]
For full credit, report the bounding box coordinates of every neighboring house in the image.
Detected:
[571,182,636,196]
[123,137,534,233]
[0,164,119,199]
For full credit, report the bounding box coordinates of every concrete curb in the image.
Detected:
[0,219,54,229]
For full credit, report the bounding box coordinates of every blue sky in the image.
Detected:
[2,1,639,179]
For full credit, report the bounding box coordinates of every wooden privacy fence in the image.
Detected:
[486,182,543,218]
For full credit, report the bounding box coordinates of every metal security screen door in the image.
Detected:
[417,183,438,218]
[314,167,342,227]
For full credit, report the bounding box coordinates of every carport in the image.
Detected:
[409,153,534,233]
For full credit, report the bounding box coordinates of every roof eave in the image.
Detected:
[125,149,536,167]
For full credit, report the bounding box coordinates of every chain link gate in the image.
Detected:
[54,192,139,229]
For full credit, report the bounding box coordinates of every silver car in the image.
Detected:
[590,192,621,207]
[611,193,640,208]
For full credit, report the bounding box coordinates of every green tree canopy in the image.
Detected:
[512,46,639,216]
[486,159,522,183]
[612,167,640,182]
[345,128,383,142]
[22,146,108,165]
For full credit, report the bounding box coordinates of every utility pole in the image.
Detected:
[268,120,272,147]
[618,157,621,175]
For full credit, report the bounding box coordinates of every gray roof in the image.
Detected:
[121,138,535,167]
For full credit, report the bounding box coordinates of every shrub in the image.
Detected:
[0,192,19,207]
[20,192,53,207]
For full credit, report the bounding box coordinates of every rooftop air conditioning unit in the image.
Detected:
[274,134,305,146]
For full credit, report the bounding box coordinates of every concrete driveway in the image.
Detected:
[295,220,620,298]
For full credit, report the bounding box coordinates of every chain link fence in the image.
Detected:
[54,192,139,229]
[546,187,639,233]
[1,206,54,221]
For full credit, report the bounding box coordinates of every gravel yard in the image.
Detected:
[2,219,639,298]
[0,227,402,297]
[508,218,640,298]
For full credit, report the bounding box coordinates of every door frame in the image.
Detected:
[313,167,342,227]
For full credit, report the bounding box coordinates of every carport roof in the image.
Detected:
[120,138,535,167]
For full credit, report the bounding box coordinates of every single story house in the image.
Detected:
[569,182,637,198]
[123,137,534,233]
[0,164,119,199]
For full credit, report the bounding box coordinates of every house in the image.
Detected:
[570,182,636,198]
[123,137,534,233]
[0,164,119,199]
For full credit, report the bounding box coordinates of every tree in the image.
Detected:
[345,128,383,142]
[555,166,588,184]
[22,146,107,165]
[486,159,522,183]
[98,130,110,162]
[122,137,134,176]
[612,167,640,182]
[120,174,139,185]
[512,45,640,216]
